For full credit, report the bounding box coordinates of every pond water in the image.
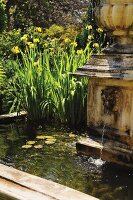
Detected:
[0,122,133,200]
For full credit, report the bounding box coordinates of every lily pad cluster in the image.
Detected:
[21,131,78,150]
[22,135,56,149]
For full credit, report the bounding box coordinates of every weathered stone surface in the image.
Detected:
[74,54,133,80]
[75,53,133,165]
[76,137,133,168]
[0,164,99,200]
[95,0,133,53]
[0,111,27,123]
[76,138,103,158]
[75,0,133,167]
[87,78,133,137]
[0,178,54,200]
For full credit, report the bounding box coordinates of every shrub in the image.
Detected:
[0,1,7,33]
[0,29,21,58]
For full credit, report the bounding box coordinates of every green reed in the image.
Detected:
[8,41,92,126]
[0,65,5,84]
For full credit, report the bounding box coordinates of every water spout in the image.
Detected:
[100,124,105,158]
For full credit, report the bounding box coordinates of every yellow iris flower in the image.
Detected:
[11,46,20,54]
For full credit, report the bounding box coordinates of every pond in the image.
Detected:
[0,122,133,200]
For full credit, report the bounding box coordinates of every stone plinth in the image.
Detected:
[75,53,133,165]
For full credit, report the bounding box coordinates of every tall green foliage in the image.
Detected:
[8,42,92,126]
[0,64,5,84]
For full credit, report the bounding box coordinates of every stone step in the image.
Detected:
[76,137,133,168]
[76,138,103,158]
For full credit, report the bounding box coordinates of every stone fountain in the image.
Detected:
[76,0,133,167]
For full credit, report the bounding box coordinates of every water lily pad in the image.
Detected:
[45,139,56,145]
[44,136,54,139]
[22,145,32,149]
[34,145,43,149]
[26,141,36,145]
[47,138,56,141]
[36,135,46,140]
[69,133,76,138]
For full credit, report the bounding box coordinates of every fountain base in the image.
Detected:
[76,136,133,168]
[75,53,133,167]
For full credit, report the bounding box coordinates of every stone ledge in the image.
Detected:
[76,137,133,168]
[74,54,133,80]
[0,164,99,200]
[0,111,27,123]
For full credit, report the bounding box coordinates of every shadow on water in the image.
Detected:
[0,122,133,200]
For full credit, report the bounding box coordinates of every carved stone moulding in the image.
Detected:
[74,54,133,80]
[96,0,133,53]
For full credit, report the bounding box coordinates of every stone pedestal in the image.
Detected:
[75,0,133,166]
[75,53,133,165]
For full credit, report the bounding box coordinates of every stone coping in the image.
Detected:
[0,111,27,123]
[74,54,133,80]
[0,164,99,200]
[76,137,133,168]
